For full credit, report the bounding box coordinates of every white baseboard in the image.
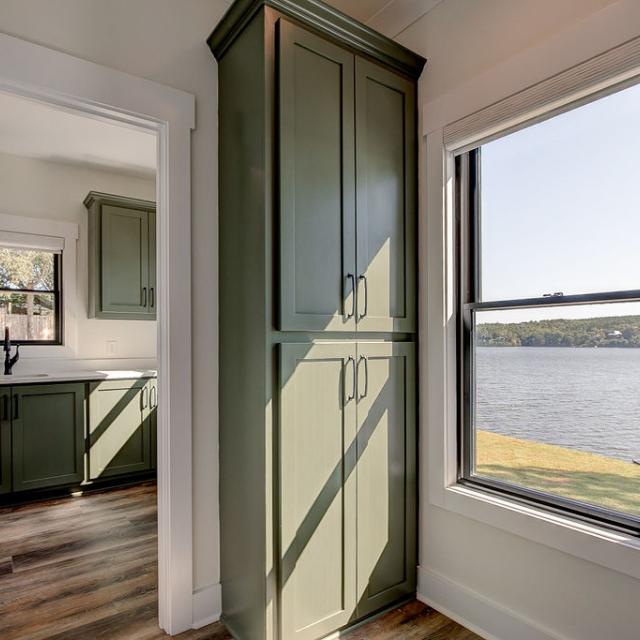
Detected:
[417,567,564,640]
[192,583,222,630]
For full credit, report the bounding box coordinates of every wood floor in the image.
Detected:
[0,483,482,639]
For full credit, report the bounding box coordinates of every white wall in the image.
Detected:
[0,152,156,363]
[398,1,640,639]
[0,0,229,593]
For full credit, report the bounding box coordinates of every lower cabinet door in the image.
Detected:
[0,389,11,494]
[279,343,358,640]
[356,342,416,618]
[12,384,85,492]
[88,379,151,480]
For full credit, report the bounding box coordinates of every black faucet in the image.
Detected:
[3,327,19,375]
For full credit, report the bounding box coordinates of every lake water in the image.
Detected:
[475,347,640,462]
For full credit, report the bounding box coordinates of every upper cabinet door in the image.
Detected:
[279,20,356,332]
[101,205,150,317]
[279,342,357,639]
[356,59,416,333]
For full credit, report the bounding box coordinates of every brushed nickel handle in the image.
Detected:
[358,275,368,320]
[345,274,356,320]
[359,356,369,400]
[141,387,148,410]
[345,357,356,404]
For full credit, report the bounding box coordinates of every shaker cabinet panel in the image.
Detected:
[279,343,357,639]
[11,384,85,492]
[88,379,151,480]
[355,342,416,617]
[356,60,416,333]
[0,389,11,494]
[279,21,357,332]
[101,205,149,315]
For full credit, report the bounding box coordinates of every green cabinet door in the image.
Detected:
[148,210,157,317]
[279,343,357,639]
[355,342,416,617]
[279,20,357,332]
[355,59,416,333]
[101,205,150,317]
[0,389,11,494]
[11,384,85,492]
[88,379,151,480]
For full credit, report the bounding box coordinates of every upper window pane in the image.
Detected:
[0,248,56,291]
[480,82,640,302]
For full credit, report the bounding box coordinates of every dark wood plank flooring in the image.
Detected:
[0,483,481,639]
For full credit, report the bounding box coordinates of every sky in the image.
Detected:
[478,80,640,324]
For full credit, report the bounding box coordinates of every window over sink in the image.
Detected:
[0,241,62,345]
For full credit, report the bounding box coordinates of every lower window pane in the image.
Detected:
[0,292,57,342]
[474,302,640,518]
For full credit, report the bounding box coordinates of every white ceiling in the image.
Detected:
[324,0,444,38]
[0,91,156,178]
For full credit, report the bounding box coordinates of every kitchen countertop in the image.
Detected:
[0,369,157,385]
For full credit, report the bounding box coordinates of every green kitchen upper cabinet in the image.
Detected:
[279,343,358,639]
[356,60,416,333]
[11,384,85,492]
[0,389,11,494]
[278,20,357,332]
[84,192,156,320]
[88,379,152,480]
[355,342,416,618]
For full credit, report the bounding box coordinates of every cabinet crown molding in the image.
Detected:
[83,191,156,211]
[208,0,427,79]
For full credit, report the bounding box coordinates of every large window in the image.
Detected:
[457,81,640,533]
[0,247,62,345]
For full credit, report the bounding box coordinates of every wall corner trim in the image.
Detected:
[192,583,222,630]
[416,567,565,640]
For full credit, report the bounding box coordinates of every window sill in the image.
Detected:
[436,482,640,580]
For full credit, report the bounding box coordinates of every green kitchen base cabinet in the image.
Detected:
[88,379,154,480]
[0,389,11,494]
[12,384,85,492]
[280,343,415,637]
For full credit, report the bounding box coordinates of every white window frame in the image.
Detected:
[424,34,640,581]
[0,212,78,358]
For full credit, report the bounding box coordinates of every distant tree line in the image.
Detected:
[477,315,640,348]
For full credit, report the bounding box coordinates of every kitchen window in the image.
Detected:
[0,240,63,345]
[457,80,640,534]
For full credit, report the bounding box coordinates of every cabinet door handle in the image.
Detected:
[12,395,19,420]
[142,287,148,307]
[141,387,148,410]
[150,386,157,409]
[345,357,356,405]
[358,356,369,400]
[345,274,356,320]
[358,275,368,320]
[150,287,155,309]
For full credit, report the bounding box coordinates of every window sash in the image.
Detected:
[0,253,62,345]
[456,150,640,536]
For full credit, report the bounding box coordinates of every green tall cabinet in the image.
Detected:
[210,2,425,639]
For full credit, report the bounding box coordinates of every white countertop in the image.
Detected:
[0,369,157,385]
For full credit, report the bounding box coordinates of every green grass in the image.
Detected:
[476,431,640,517]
